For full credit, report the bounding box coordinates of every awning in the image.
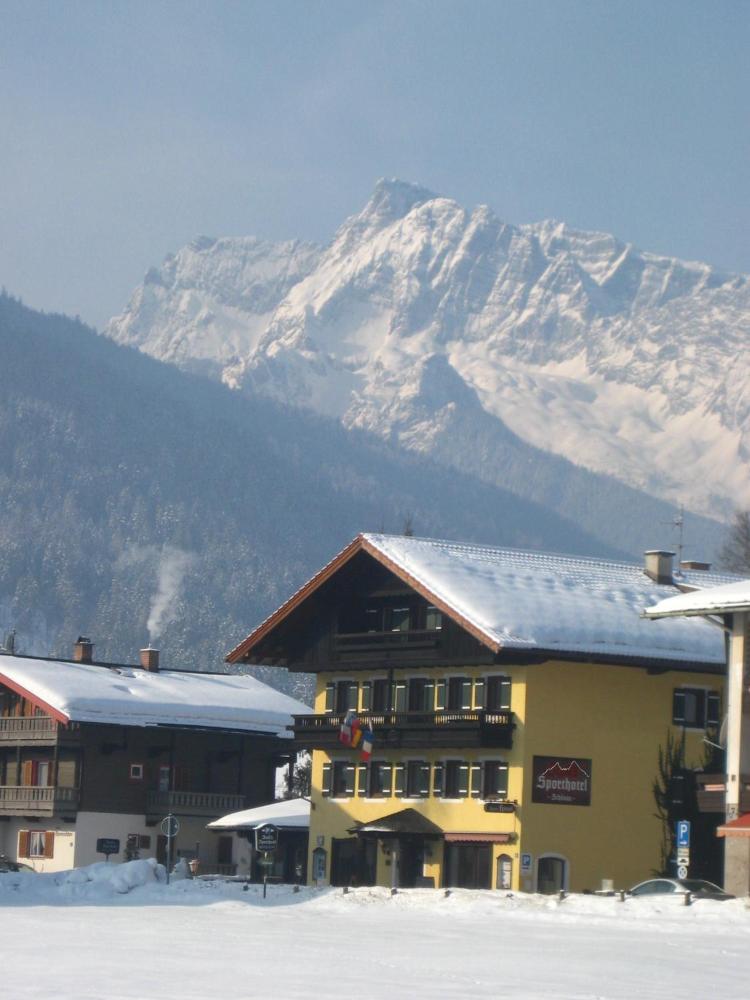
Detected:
[717,814,750,838]
[349,808,443,838]
[444,833,514,844]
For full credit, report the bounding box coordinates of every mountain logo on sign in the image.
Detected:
[537,759,590,792]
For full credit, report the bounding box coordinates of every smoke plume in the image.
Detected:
[146,546,195,643]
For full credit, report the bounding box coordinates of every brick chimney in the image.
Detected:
[73,636,94,663]
[139,647,160,672]
[644,550,675,585]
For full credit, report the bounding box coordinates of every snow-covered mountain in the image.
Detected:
[108,180,750,519]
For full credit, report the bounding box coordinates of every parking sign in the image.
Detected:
[676,820,691,850]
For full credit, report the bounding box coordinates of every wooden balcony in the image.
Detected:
[147,790,246,819]
[0,718,80,746]
[0,785,80,816]
[292,709,515,751]
[696,773,750,814]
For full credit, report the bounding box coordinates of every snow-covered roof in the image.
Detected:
[229,534,734,668]
[207,797,310,830]
[645,579,750,619]
[0,654,311,736]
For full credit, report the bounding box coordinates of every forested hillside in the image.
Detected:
[0,293,635,700]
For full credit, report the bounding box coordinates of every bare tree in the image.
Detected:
[718,509,750,574]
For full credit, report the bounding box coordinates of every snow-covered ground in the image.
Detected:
[2,860,749,999]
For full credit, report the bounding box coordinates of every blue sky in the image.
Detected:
[1,0,747,327]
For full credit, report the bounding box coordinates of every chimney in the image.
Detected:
[140,646,160,672]
[681,560,711,572]
[73,636,94,663]
[644,550,675,585]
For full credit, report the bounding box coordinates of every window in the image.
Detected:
[446,678,472,711]
[19,830,54,859]
[387,605,411,632]
[406,761,430,798]
[483,761,509,799]
[129,763,144,781]
[673,688,720,729]
[425,605,442,630]
[408,678,434,712]
[369,761,392,797]
[158,765,171,792]
[21,760,52,786]
[324,761,355,798]
[444,760,469,798]
[486,676,512,712]
[372,679,389,713]
[325,681,359,714]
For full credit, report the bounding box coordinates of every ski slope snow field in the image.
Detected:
[1,861,749,999]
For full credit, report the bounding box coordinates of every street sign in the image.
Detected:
[677,853,690,867]
[676,820,691,850]
[161,814,180,838]
[677,864,688,879]
[255,823,278,853]
[520,852,533,874]
[484,801,516,813]
[96,838,120,857]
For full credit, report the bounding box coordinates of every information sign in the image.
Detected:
[255,823,279,853]
[520,852,533,875]
[96,838,120,857]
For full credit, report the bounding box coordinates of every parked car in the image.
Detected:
[0,855,34,873]
[628,877,733,900]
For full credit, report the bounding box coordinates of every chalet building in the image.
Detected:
[227,534,733,894]
[0,640,308,873]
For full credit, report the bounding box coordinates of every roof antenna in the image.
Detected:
[661,505,685,573]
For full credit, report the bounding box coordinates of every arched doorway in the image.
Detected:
[537,854,568,894]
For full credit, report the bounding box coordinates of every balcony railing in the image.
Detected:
[0,718,80,744]
[696,773,750,814]
[0,785,80,815]
[147,790,246,818]
[335,629,442,653]
[292,709,515,750]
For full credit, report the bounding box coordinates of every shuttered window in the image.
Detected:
[331,762,355,797]
[444,760,469,798]
[406,761,430,798]
[360,682,371,712]
[469,763,482,798]
[18,830,30,858]
[393,683,407,713]
[474,680,485,710]
[673,688,720,729]
[393,763,405,797]
[483,761,509,799]
[372,679,389,712]
[369,762,392,797]
[432,763,444,797]
[447,679,472,711]
[486,676,512,711]
[321,762,332,796]
[324,684,335,713]
[357,764,368,797]
[435,680,446,711]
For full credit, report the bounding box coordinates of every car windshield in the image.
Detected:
[681,879,723,892]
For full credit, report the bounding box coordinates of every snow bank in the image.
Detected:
[0,857,166,903]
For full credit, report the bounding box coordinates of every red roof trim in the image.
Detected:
[225,534,500,664]
[716,813,750,838]
[0,671,70,724]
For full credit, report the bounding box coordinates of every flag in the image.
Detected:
[360,725,374,761]
[350,716,363,748]
[339,710,356,746]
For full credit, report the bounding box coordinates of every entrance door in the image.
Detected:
[445,844,491,889]
[537,855,566,894]
[397,839,423,888]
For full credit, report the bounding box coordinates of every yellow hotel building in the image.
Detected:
[228,535,731,893]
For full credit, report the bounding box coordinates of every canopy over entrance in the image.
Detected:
[349,807,443,838]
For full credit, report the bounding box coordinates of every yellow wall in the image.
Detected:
[307,662,721,893]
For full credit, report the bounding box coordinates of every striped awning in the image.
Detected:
[444,832,513,844]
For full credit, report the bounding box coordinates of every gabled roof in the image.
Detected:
[645,579,750,619]
[717,814,750,838]
[0,654,310,736]
[227,533,733,668]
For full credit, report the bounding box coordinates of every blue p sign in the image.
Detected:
[676,820,691,849]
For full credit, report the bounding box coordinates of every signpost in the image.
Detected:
[254,824,278,898]
[96,838,120,861]
[675,819,691,879]
[161,814,180,885]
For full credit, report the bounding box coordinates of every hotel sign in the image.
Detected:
[532,756,592,806]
